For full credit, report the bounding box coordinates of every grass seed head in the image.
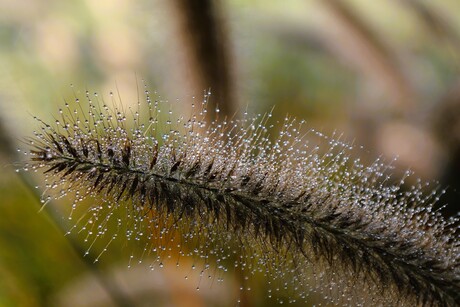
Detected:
[24,88,460,306]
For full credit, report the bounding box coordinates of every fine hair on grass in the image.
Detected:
[23,86,460,306]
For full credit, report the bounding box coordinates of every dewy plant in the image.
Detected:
[23,88,459,306]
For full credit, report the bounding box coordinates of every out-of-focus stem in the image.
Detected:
[169,0,236,121]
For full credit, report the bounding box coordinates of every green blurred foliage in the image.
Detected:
[0,174,84,306]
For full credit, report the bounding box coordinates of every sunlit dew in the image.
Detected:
[24,88,460,306]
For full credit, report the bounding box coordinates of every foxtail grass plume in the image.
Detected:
[23,87,460,306]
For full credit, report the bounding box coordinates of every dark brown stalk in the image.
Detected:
[169,0,236,120]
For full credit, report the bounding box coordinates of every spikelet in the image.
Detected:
[24,88,460,306]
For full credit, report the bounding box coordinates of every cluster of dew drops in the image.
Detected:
[16,89,308,304]
[18,86,460,306]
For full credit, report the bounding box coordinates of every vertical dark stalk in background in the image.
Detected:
[159,4,241,302]
[170,0,236,120]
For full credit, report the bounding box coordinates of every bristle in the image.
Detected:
[24,89,460,306]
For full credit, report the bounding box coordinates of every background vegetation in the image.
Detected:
[0,0,459,306]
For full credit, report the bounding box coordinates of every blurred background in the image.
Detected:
[0,0,460,306]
